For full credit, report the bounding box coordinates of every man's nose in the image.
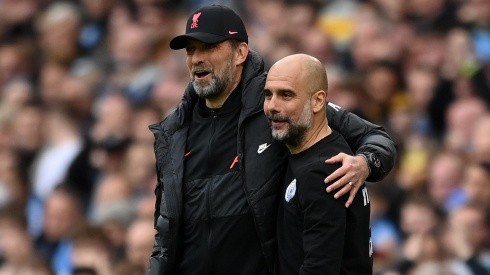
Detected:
[190,49,205,64]
[265,95,279,112]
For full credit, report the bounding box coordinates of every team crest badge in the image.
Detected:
[285,179,296,202]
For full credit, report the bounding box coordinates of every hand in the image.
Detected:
[324,153,369,207]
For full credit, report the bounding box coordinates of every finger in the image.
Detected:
[325,153,346,164]
[345,184,361,208]
[331,181,351,199]
[325,171,348,192]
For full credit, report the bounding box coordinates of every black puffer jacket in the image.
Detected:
[147,51,396,275]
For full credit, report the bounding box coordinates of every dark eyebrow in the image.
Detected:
[279,88,296,96]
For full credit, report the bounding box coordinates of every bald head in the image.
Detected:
[268,54,328,97]
[264,54,331,153]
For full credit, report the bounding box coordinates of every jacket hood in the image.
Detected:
[240,50,266,115]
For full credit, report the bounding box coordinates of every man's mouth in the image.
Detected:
[267,115,289,126]
[271,120,287,127]
[194,70,210,79]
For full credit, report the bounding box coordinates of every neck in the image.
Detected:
[288,116,331,154]
[205,67,243,109]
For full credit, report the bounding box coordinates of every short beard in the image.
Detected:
[192,59,234,100]
[269,100,312,148]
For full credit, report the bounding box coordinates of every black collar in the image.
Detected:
[197,86,242,117]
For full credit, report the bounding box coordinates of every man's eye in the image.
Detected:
[204,43,218,50]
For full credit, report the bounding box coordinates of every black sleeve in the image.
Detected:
[327,102,397,182]
[147,171,166,275]
[297,166,346,274]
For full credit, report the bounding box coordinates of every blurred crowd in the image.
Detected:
[0,0,489,274]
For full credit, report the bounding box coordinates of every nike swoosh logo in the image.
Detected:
[228,31,238,35]
[257,143,271,154]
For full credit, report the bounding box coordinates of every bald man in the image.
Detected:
[264,54,372,275]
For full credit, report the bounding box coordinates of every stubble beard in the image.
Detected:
[192,58,234,100]
[270,101,312,148]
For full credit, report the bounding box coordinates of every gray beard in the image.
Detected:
[192,76,228,99]
[274,123,309,148]
[192,59,234,99]
[271,101,312,148]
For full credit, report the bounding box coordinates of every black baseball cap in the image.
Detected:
[169,5,248,50]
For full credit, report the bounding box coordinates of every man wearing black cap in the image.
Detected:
[148,5,396,275]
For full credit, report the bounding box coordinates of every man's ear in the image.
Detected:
[235,42,249,66]
[312,90,326,113]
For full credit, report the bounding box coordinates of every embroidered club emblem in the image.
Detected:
[191,12,201,29]
[285,179,296,202]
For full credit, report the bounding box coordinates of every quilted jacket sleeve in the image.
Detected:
[326,102,397,182]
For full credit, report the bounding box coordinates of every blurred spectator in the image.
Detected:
[0,150,27,211]
[28,106,84,234]
[37,61,69,107]
[457,0,490,64]
[135,1,182,63]
[35,184,85,275]
[124,218,155,272]
[0,77,34,115]
[90,174,135,263]
[71,225,113,275]
[325,72,364,115]
[444,97,488,154]
[122,142,156,197]
[150,77,186,118]
[0,208,34,269]
[110,262,145,275]
[470,114,490,162]
[0,0,38,38]
[0,0,490,272]
[106,23,160,106]
[362,60,403,125]
[369,184,401,273]
[130,104,163,143]
[58,65,100,129]
[9,102,44,180]
[350,1,402,71]
[0,258,53,275]
[91,93,132,144]
[0,41,35,89]
[135,193,157,220]
[427,151,466,213]
[36,2,82,66]
[78,0,114,55]
[401,64,438,138]
[462,161,490,210]
[388,196,449,274]
[443,203,490,274]
[399,195,444,236]
[391,230,448,274]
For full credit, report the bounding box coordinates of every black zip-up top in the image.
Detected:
[179,85,267,274]
[147,51,396,275]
